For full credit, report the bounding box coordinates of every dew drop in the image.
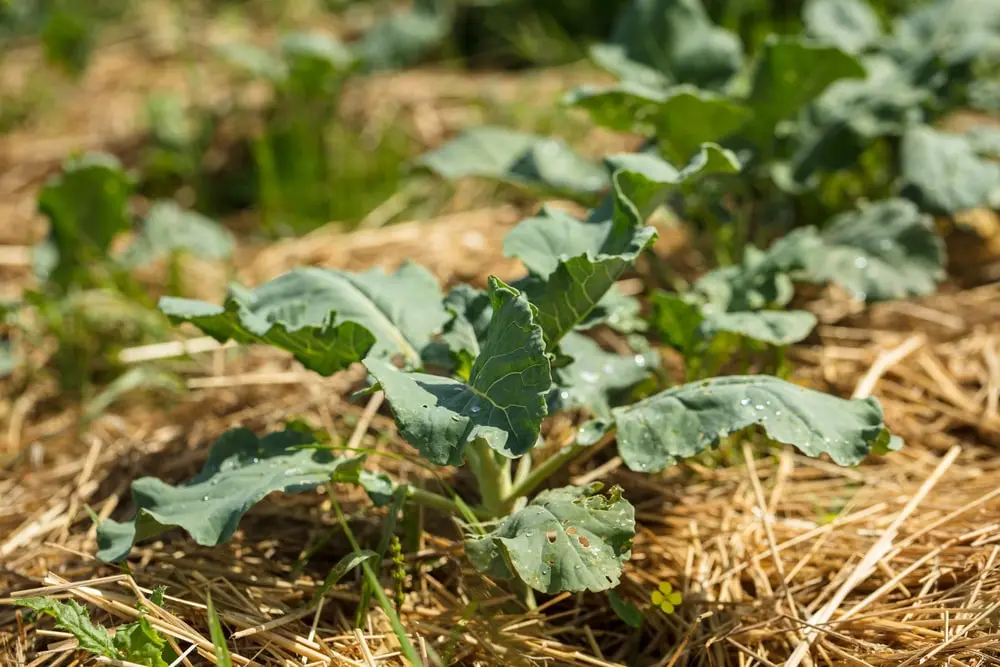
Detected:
[202,495,210,501]
[754,404,765,411]
[580,371,599,383]
[470,405,481,414]
[740,398,751,406]
[634,355,647,367]
[854,257,869,269]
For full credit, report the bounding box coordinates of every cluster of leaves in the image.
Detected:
[2,154,232,403]
[98,143,894,598]
[13,588,177,667]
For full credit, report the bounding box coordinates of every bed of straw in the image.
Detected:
[2,21,1000,667]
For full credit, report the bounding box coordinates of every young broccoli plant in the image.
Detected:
[98,146,894,597]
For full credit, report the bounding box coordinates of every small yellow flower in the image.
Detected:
[650,582,683,614]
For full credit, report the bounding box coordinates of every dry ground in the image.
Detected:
[2,18,1000,667]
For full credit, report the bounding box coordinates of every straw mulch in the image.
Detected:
[1,205,999,666]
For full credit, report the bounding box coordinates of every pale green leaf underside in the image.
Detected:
[418,126,609,196]
[96,429,379,562]
[366,277,551,463]
[614,375,889,472]
[465,485,635,594]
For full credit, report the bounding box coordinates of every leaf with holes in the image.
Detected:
[365,277,551,463]
[614,375,890,472]
[466,484,634,593]
[96,428,386,562]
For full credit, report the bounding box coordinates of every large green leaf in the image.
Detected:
[900,125,1000,215]
[37,153,135,288]
[160,263,448,374]
[745,36,866,142]
[566,83,750,162]
[465,484,635,594]
[782,198,946,301]
[96,428,381,562]
[588,43,671,89]
[551,332,654,420]
[365,277,551,463]
[802,0,882,55]
[607,0,744,90]
[418,127,609,197]
[121,201,234,267]
[614,375,890,472]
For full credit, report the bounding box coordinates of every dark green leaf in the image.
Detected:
[96,429,378,562]
[37,153,135,288]
[365,277,551,463]
[649,291,704,354]
[160,263,448,374]
[607,0,744,90]
[566,84,750,162]
[745,37,866,142]
[309,550,379,604]
[608,590,644,628]
[614,375,890,472]
[465,484,635,593]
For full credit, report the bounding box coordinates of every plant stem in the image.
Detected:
[406,486,475,517]
[468,438,511,518]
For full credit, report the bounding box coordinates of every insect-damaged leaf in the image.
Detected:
[744,36,866,143]
[418,126,608,197]
[465,484,635,594]
[96,428,388,562]
[900,125,1000,215]
[614,375,891,472]
[802,0,882,55]
[36,152,135,288]
[566,84,750,162]
[606,0,744,90]
[121,201,234,267]
[13,598,118,658]
[160,262,448,375]
[550,332,655,420]
[779,198,946,301]
[365,277,551,464]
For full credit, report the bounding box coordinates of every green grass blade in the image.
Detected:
[205,591,233,667]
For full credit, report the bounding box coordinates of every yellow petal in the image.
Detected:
[668,592,683,605]
[660,602,675,614]
[651,591,664,605]
[658,582,673,595]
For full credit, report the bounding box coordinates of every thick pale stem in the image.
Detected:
[468,438,512,518]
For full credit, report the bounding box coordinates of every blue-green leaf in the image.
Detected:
[900,125,1000,215]
[365,277,551,463]
[551,332,654,420]
[96,428,379,562]
[614,375,891,472]
[121,201,234,267]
